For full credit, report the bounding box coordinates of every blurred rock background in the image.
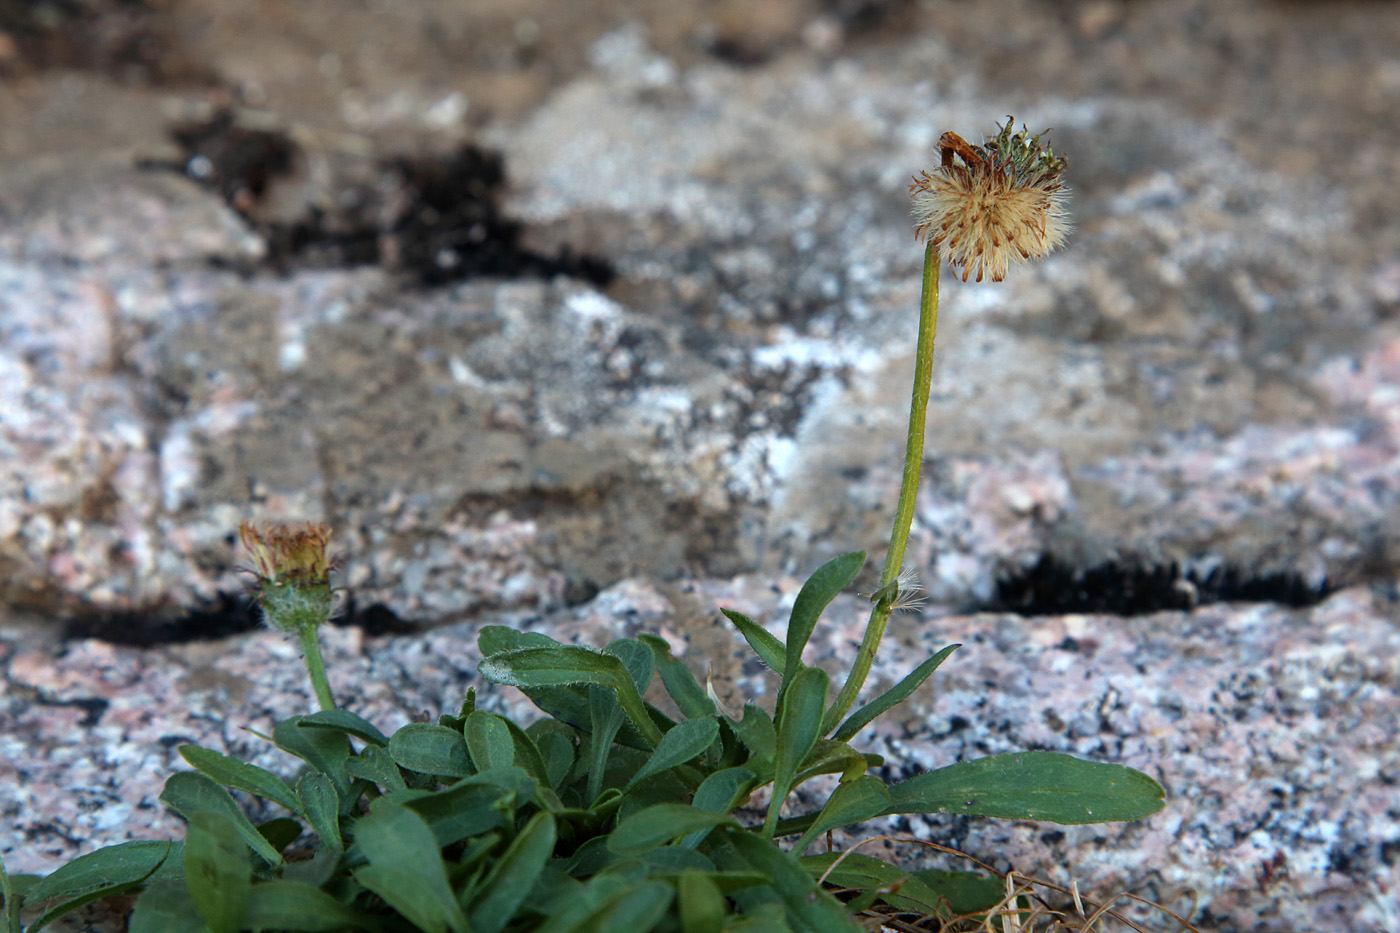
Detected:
[1,1,1397,930]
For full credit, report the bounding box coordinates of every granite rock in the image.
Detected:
[2,0,1398,929]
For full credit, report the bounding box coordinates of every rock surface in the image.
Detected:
[2,0,1398,930]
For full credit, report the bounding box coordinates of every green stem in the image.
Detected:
[825,240,940,732]
[298,625,336,712]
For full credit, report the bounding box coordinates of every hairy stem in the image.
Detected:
[299,625,336,712]
[826,240,940,732]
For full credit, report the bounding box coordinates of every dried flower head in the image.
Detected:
[910,117,1070,283]
[238,520,336,632]
[239,520,333,587]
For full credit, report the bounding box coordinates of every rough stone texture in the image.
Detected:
[2,0,1399,930]
[3,580,1397,932]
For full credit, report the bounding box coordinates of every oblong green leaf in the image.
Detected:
[885,751,1167,824]
[609,804,740,858]
[478,625,560,656]
[273,717,353,797]
[26,840,177,931]
[729,704,776,765]
[160,772,283,866]
[679,766,756,849]
[183,812,250,933]
[830,643,960,742]
[724,830,860,932]
[638,634,717,719]
[178,745,301,816]
[129,882,207,933]
[496,714,553,789]
[719,609,785,675]
[527,721,576,790]
[297,709,390,747]
[296,771,342,850]
[387,722,472,778]
[764,666,829,838]
[242,880,386,931]
[781,552,864,701]
[353,804,470,933]
[606,638,655,694]
[464,711,515,772]
[468,811,557,933]
[790,776,891,856]
[677,871,724,933]
[626,717,720,791]
[479,646,662,747]
[345,744,408,793]
[399,771,525,846]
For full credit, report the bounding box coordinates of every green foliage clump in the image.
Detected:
[3,550,1164,932]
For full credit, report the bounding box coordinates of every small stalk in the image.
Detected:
[299,624,337,712]
[239,520,339,713]
[826,240,940,733]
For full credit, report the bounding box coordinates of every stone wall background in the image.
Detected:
[1,1,1397,930]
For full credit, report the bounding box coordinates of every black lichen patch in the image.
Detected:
[150,111,614,287]
[0,0,210,83]
[987,553,1331,617]
[163,109,298,214]
[61,591,413,646]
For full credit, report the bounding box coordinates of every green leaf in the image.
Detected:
[399,771,525,846]
[720,609,785,675]
[480,646,664,747]
[353,804,470,933]
[273,716,353,797]
[626,717,719,791]
[792,741,880,789]
[609,804,740,858]
[677,872,724,933]
[26,840,178,932]
[160,772,283,866]
[528,722,576,790]
[764,666,829,838]
[388,722,473,778]
[257,817,305,853]
[830,644,960,742]
[884,751,1167,824]
[729,704,776,765]
[781,552,863,704]
[723,830,859,933]
[679,766,756,849]
[129,882,208,933]
[183,812,250,933]
[912,869,1007,915]
[595,880,674,931]
[178,745,302,816]
[298,708,391,747]
[464,711,515,772]
[297,771,343,850]
[497,714,553,789]
[800,852,969,919]
[790,776,891,856]
[478,625,560,655]
[606,638,655,695]
[346,744,408,792]
[467,811,557,933]
[243,879,387,931]
[584,686,629,804]
[638,634,717,719]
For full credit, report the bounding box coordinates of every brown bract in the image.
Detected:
[910,119,1071,283]
[238,520,333,587]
